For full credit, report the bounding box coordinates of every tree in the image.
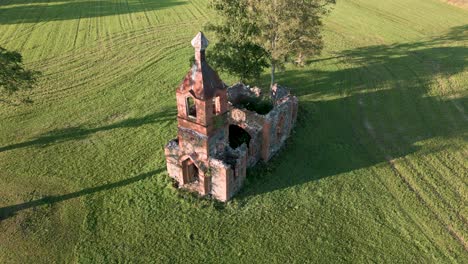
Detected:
[206,0,269,83]
[0,46,39,95]
[208,0,335,86]
[209,42,269,83]
[249,0,335,86]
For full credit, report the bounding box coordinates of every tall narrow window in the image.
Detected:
[212,97,219,115]
[276,115,285,143]
[186,97,197,118]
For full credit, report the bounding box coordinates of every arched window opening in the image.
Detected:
[229,125,251,149]
[186,97,197,118]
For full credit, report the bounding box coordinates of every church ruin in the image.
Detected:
[164,32,298,201]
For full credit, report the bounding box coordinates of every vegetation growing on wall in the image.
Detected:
[233,96,273,115]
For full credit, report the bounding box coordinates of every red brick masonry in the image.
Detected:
[165,32,298,201]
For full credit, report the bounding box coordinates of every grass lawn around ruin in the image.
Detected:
[0,0,467,262]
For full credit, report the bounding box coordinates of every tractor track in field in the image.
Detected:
[72,10,82,50]
[383,63,468,224]
[384,153,468,251]
[337,59,449,255]
[1,0,467,261]
[431,152,468,188]
[30,22,196,65]
[342,84,443,256]
[28,24,195,103]
[136,0,152,26]
[399,157,468,225]
[0,0,51,48]
[37,39,186,91]
[421,154,466,206]
[361,106,468,251]
[359,92,468,252]
[425,48,468,123]
[368,164,451,258]
[347,94,449,258]
[345,52,468,252]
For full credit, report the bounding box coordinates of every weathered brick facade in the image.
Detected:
[165,32,298,201]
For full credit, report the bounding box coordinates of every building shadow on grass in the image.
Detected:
[0,168,164,221]
[0,0,187,25]
[237,25,468,198]
[0,108,176,152]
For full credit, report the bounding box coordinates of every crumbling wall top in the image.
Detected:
[271,83,291,105]
[227,83,261,105]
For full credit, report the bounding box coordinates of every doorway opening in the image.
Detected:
[229,125,251,149]
[182,158,199,184]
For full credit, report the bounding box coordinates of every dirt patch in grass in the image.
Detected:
[442,0,468,9]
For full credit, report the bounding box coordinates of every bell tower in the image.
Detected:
[176,32,229,162]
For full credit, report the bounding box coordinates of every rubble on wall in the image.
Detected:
[227,83,272,115]
[227,83,298,164]
[271,83,291,105]
[227,83,262,105]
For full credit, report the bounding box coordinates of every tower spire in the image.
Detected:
[191,32,209,63]
[179,32,224,100]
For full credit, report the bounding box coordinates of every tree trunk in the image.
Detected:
[270,63,276,87]
[296,52,304,66]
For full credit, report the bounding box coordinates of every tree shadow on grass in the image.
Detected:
[0,168,164,220]
[238,25,468,198]
[0,0,187,25]
[0,108,176,152]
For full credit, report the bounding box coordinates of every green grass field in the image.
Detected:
[0,0,467,262]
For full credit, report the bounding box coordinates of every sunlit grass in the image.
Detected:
[0,0,467,262]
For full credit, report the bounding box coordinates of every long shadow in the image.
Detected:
[0,168,164,220]
[0,108,176,152]
[238,25,468,198]
[0,0,186,25]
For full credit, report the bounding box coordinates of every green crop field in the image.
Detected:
[0,0,467,262]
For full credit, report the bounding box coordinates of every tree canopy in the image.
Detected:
[206,0,269,83]
[208,0,335,86]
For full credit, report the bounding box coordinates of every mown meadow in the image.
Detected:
[0,0,467,262]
